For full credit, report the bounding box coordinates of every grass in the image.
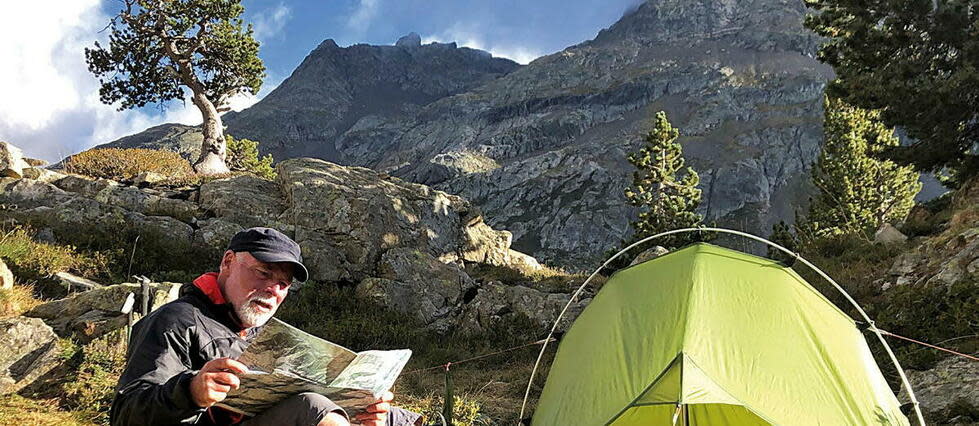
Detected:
[0,395,96,426]
[0,226,111,285]
[0,283,42,319]
[465,262,587,293]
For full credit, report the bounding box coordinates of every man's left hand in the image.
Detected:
[354,391,394,426]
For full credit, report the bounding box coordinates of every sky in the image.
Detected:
[0,0,640,163]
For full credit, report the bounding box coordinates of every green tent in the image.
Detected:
[533,243,908,425]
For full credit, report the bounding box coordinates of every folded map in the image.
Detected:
[215,318,412,417]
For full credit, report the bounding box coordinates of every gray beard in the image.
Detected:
[235,297,276,328]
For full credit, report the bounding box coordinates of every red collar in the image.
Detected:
[193,272,227,305]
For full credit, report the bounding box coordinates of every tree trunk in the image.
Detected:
[191,91,230,174]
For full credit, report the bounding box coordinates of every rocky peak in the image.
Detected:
[396,32,422,48]
[591,0,819,54]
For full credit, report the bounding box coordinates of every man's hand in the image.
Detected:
[190,357,248,408]
[354,391,394,426]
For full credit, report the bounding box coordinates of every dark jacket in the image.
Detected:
[110,280,261,426]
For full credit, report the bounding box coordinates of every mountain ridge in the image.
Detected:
[99,0,835,268]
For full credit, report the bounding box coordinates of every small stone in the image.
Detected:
[0,259,13,290]
[0,142,30,179]
[133,171,168,187]
[875,223,908,244]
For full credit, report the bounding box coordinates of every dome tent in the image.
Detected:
[531,243,909,425]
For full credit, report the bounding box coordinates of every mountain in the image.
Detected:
[100,0,834,269]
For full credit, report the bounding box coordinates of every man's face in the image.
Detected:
[218,251,294,328]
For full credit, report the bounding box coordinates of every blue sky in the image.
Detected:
[1,0,639,162]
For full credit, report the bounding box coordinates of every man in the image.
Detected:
[110,227,422,426]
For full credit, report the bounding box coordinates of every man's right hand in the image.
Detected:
[190,357,249,408]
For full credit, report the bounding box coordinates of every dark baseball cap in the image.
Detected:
[227,227,309,282]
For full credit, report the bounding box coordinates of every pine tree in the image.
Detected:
[804,0,979,186]
[798,97,921,240]
[767,220,797,264]
[86,0,265,175]
[623,111,704,250]
[226,135,276,180]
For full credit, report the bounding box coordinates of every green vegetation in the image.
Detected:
[766,220,797,264]
[464,262,578,293]
[61,334,128,424]
[64,148,192,182]
[804,0,979,186]
[796,98,920,241]
[225,135,276,180]
[0,226,111,288]
[86,0,265,174]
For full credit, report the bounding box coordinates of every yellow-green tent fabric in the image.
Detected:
[532,243,908,425]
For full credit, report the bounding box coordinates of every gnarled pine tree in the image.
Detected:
[86,0,265,174]
[798,97,921,240]
[623,111,704,250]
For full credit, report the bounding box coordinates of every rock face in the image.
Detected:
[98,39,519,164]
[0,317,60,395]
[356,248,476,331]
[101,0,832,269]
[0,147,559,333]
[901,357,979,424]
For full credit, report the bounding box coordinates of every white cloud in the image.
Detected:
[347,0,380,33]
[0,1,277,163]
[252,3,292,43]
[422,24,543,65]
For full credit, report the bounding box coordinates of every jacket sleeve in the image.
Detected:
[110,308,206,426]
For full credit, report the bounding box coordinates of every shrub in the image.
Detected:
[62,333,128,423]
[64,148,192,181]
[226,135,276,180]
[398,393,486,426]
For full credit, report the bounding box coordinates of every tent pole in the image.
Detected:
[518,227,926,426]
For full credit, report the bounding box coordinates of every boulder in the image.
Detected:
[0,259,13,290]
[0,142,31,179]
[0,317,60,395]
[23,158,47,167]
[55,271,102,291]
[629,246,670,266]
[24,282,180,342]
[278,158,537,281]
[901,357,979,424]
[20,167,66,183]
[882,226,979,289]
[199,175,287,228]
[356,248,476,331]
[875,223,908,244]
[456,281,589,333]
